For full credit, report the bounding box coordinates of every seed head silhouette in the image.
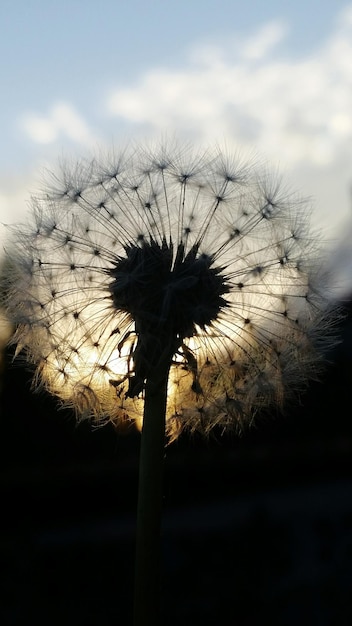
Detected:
[6,141,336,440]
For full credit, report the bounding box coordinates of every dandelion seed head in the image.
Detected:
[5,140,338,440]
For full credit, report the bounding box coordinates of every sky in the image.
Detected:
[1,0,352,292]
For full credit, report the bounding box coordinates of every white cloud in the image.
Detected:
[22,116,58,144]
[106,7,352,170]
[241,20,287,60]
[21,103,96,146]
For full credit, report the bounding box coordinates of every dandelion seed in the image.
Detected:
[5,140,337,441]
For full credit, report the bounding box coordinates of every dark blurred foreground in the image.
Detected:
[1,301,352,625]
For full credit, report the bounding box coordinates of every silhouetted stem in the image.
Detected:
[133,362,170,626]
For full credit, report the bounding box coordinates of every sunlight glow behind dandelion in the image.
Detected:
[5,141,336,440]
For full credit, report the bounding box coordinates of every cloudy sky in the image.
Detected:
[1,0,352,282]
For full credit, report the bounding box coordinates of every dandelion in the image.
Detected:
[4,139,338,625]
[5,142,335,436]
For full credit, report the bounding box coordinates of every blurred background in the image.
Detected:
[1,1,352,624]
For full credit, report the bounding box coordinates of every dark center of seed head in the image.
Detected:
[108,239,229,396]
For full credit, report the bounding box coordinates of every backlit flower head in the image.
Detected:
[5,140,337,440]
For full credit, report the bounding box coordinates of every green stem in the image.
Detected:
[133,362,170,626]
